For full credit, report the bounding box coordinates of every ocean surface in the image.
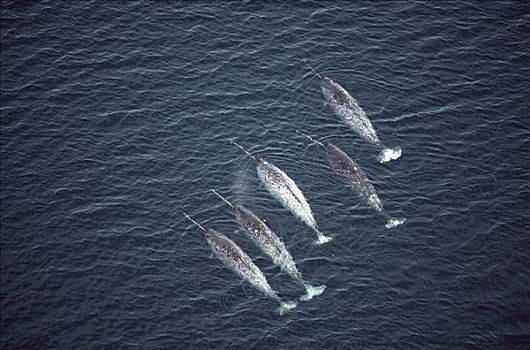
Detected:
[1,1,529,349]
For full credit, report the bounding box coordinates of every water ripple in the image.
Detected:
[2,1,529,349]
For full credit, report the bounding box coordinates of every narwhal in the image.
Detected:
[183,213,298,315]
[211,189,326,301]
[231,140,332,244]
[297,130,406,228]
[305,59,402,163]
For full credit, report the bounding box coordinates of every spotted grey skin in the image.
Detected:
[234,204,301,280]
[325,143,383,212]
[256,158,317,230]
[321,77,380,145]
[205,228,277,299]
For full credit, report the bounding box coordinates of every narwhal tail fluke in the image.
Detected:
[275,300,298,316]
[299,282,326,302]
[312,227,332,245]
[377,146,402,163]
[385,217,406,229]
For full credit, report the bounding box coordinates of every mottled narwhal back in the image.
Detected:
[205,229,262,280]
[321,77,355,109]
[234,204,298,277]
[320,77,380,145]
[184,212,298,314]
[205,228,243,263]
[234,204,273,243]
[305,60,402,163]
[325,143,380,208]
[325,143,367,181]
[256,158,315,228]
[231,140,330,244]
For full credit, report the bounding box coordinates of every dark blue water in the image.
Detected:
[1,1,529,349]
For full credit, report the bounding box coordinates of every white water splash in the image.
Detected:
[385,217,406,229]
[276,300,298,316]
[368,194,383,212]
[300,284,326,302]
[313,227,332,245]
[378,147,402,163]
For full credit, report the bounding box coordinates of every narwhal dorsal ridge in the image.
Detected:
[233,204,284,257]
[233,141,331,244]
[257,160,307,210]
[183,212,300,314]
[325,143,364,183]
[321,77,355,108]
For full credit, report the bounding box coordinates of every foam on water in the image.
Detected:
[368,194,383,212]
[1,1,528,348]
[313,227,332,245]
[276,300,298,316]
[299,283,326,302]
[385,217,407,229]
[378,147,402,163]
